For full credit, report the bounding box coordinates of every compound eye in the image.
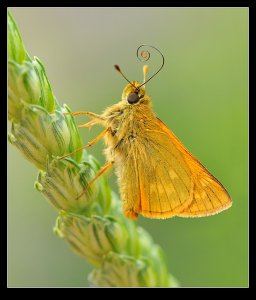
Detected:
[127,92,140,104]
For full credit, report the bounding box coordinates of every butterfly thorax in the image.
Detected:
[101,87,155,162]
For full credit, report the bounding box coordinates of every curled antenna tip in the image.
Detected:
[114,65,121,72]
[137,44,165,88]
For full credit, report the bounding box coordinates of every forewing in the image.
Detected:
[119,119,194,219]
[156,118,232,217]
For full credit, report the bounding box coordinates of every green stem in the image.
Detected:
[7,10,177,287]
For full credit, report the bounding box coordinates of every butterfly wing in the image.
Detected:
[118,118,194,219]
[118,117,231,219]
[156,118,232,217]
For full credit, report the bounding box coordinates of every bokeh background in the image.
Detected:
[8,8,248,287]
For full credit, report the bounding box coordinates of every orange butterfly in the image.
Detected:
[60,45,232,219]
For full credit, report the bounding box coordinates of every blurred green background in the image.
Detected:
[8,8,248,287]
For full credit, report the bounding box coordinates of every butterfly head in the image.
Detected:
[122,82,146,105]
[114,64,148,105]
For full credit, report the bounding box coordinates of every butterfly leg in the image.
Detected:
[58,127,111,160]
[64,111,103,120]
[78,119,98,129]
[76,160,114,200]
[64,111,105,128]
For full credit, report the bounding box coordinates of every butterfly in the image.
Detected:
[60,45,232,219]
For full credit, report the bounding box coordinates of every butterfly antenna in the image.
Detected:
[137,44,165,88]
[114,65,137,89]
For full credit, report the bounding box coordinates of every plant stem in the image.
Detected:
[8,10,177,287]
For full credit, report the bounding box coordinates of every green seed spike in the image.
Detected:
[7,10,177,287]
